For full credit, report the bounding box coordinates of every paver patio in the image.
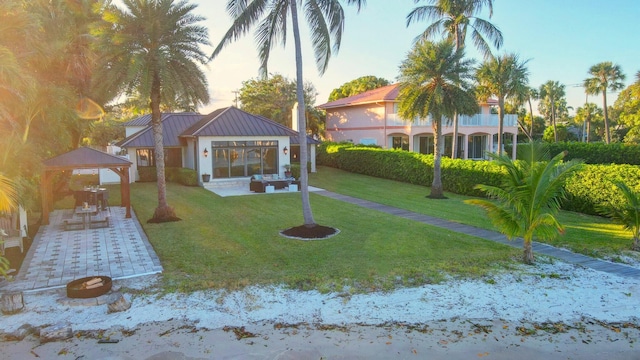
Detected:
[0,207,162,293]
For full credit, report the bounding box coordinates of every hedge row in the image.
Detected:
[317,142,640,216]
[138,167,198,186]
[544,142,640,165]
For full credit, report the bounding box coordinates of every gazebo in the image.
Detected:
[41,147,132,225]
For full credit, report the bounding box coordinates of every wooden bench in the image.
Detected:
[63,219,85,231]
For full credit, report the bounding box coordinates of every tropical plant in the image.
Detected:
[584,62,626,144]
[599,180,640,251]
[212,0,366,227]
[95,0,210,222]
[397,40,478,198]
[238,74,323,135]
[465,142,583,264]
[574,103,603,143]
[406,0,502,159]
[613,79,640,144]
[538,80,566,143]
[328,75,390,101]
[475,53,529,156]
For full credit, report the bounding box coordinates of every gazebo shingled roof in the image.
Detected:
[41,147,132,224]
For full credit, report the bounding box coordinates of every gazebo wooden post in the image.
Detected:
[41,170,52,225]
[122,167,131,218]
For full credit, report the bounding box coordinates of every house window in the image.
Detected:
[136,148,182,167]
[418,136,434,154]
[391,135,409,151]
[211,140,278,178]
[468,135,487,159]
[443,135,464,158]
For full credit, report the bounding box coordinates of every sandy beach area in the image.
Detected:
[1,260,639,359]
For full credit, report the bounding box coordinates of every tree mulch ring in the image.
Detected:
[147,216,182,224]
[280,224,340,240]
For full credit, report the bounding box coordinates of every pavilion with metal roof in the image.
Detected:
[41,147,132,225]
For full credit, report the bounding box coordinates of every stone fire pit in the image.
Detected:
[66,276,112,299]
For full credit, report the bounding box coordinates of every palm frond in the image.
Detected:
[211,0,269,60]
[304,0,334,75]
[255,1,288,77]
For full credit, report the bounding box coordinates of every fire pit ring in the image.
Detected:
[66,276,112,299]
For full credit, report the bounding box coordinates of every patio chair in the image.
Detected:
[0,215,24,255]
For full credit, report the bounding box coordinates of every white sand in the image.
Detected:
[1,259,639,359]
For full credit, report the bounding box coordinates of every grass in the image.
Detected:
[122,182,520,293]
[309,166,635,258]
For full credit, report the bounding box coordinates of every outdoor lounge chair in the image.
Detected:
[0,217,24,255]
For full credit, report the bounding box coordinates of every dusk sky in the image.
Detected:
[122,1,640,115]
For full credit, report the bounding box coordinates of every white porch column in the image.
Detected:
[310,144,317,173]
[462,134,468,159]
[487,134,495,159]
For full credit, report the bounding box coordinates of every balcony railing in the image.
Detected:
[386,113,517,127]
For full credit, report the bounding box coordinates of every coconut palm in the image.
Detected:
[538,81,565,143]
[465,142,583,264]
[212,0,365,227]
[406,0,502,159]
[95,0,210,222]
[599,181,640,251]
[398,40,477,198]
[475,53,529,157]
[584,62,626,144]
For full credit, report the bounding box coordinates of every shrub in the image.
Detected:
[317,142,640,216]
[544,142,640,165]
[137,167,198,186]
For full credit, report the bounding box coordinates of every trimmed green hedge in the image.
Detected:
[544,142,640,165]
[318,142,640,216]
[137,167,198,186]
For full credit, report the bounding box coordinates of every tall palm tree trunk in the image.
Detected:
[290,0,315,226]
[528,98,534,139]
[150,72,173,221]
[552,102,558,143]
[633,235,640,251]
[429,117,445,198]
[451,28,463,159]
[602,94,611,144]
[497,98,504,156]
[586,115,591,143]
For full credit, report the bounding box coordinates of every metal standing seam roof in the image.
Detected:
[118,107,320,148]
[182,107,301,137]
[121,112,197,126]
[117,113,203,147]
[43,147,132,170]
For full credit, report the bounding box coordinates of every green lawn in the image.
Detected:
[63,165,635,294]
[124,182,519,292]
[309,166,634,258]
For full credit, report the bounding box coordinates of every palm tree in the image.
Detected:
[584,62,626,144]
[475,53,529,157]
[599,181,640,251]
[538,81,565,143]
[406,0,502,159]
[398,40,477,199]
[465,142,583,264]
[96,0,210,222]
[574,103,602,143]
[212,0,365,228]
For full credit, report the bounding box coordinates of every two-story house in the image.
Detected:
[317,84,518,159]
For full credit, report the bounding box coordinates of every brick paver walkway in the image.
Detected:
[316,190,640,279]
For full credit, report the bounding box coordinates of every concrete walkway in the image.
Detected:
[316,190,640,279]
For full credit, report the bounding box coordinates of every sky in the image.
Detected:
[137,0,640,115]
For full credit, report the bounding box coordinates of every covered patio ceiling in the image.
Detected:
[41,147,132,225]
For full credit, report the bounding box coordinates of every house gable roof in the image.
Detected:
[117,113,202,147]
[181,106,301,138]
[118,108,319,148]
[316,83,498,109]
[43,147,131,170]
[317,84,400,109]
